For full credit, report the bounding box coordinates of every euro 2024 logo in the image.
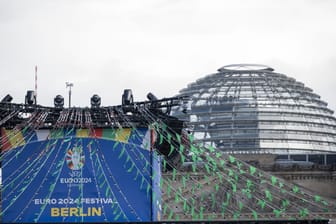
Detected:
[62,146,92,186]
[66,146,85,177]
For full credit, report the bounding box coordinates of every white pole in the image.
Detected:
[35,65,37,104]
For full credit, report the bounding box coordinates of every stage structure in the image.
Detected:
[0,93,185,223]
[1,90,336,223]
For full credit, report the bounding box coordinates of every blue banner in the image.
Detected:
[2,128,160,223]
[152,152,162,221]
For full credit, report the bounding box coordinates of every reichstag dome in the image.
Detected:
[173,64,336,165]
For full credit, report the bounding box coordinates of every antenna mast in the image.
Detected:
[34,65,37,104]
[66,82,74,108]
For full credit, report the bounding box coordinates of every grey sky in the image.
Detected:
[0,0,335,112]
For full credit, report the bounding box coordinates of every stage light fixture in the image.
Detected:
[147,92,158,101]
[122,89,133,106]
[25,90,36,105]
[90,94,101,108]
[147,92,161,111]
[54,95,64,108]
[1,94,13,103]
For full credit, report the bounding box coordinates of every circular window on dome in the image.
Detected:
[218,64,274,72]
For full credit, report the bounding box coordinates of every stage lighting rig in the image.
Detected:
[122,89,135,113]
[1,94,13,103]
[54,95,64,109]
[122,89,133,106]
[91,94,101,108]
[25,90,36,105]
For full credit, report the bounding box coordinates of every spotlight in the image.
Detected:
[122,89,133,106]
[25,90,36,105]
[147,92,158,101]
[1,94,13,103]
[91,94,101,108]
[54,95,64,108]
[147,92,161,110]
[122,89,135,113]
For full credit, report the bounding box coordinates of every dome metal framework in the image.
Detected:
[173,64,336,164]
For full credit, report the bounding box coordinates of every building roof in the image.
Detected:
[173,65,336,155]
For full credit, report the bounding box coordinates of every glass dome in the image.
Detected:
[173,64,336,164]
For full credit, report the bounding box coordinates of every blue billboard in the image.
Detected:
[1,128,161,223]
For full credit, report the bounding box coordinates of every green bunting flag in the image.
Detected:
[161,123,167,131]
[192,163,197,172]
[179,144,184,153]
[118,147,125,159]
[299,208,309,217]
[167,184,171,197]
[127,163,134,173]
[112,141,119,150]
[271,176,277,186]
[231,182,237,193]
[167,133,172,143]
[188,134,194,143]
[273,209,281,218]
[208,145,215,153]
[175,133,181,143]
[282,199,289,208]
[175,192,179,203]
[314,195,321,202]
[258,199,266,210]
[182,176,186,188]
[183,199,187,211]
[292,186,299,194]
[159,134,163,145]
[172,168,177,180]
[229,155,235,163]
[215,184,219,192]
[252,210,258,220]
[279,182,284,189]
[168,144,174,157]
[265,190,273,202]
[238,201,243,210]
[246,180,252,189]
[163,159,167,171]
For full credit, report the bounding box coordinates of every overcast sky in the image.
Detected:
[0,0,335,112]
